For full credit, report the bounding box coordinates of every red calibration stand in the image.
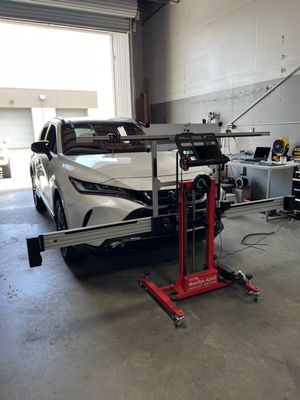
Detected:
[140,132,260,326]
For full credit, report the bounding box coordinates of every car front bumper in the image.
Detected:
[62,185,218,249]
[63,189,158,246]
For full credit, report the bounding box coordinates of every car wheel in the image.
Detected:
[54,198,84,263]
[2,161,11,178]
[31,177,47,213]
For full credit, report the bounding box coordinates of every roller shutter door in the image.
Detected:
[0,109,34,148]
[0,0,137,32]
[56,109,88,118]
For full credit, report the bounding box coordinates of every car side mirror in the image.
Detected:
[31,140,52,159]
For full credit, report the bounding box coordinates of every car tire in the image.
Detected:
[31,178,47,213]
[54,198,84,263]
[2,161,11,178]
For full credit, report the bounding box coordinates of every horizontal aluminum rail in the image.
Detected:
[224,197,284,218]
[42,217,153,251]
[39,197,286,250]
[76,132,270,143]
[27,196,292,268]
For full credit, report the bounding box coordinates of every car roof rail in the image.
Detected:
[53,116,66,123]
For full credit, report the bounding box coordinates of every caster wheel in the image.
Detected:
[253,293,260,303]
[173,316,184,328]
[138,279,144,288]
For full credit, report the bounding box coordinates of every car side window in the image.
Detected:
[45,125,57,154]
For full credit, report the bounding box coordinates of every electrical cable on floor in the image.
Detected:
[216,218,291,263]
[241,232,274,246]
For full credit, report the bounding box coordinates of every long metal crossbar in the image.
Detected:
[27,192,288,268]
[225,196,286,217]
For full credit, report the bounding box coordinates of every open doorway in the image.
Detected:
[0,21,130,190]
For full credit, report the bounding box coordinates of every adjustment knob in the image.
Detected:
[193,174,211,195]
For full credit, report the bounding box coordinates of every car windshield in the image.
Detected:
[61,122,147,155]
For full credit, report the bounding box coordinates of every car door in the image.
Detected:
[38,124,58,207]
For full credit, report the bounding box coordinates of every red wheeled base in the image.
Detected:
[140,267,260,327]
[139,178,260,327]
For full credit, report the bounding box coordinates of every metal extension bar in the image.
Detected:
[225,197,285,218]
[77,132,270,143]
[27,196,288,267]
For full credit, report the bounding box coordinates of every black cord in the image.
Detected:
[217,218,291,262]
[241,232,273,246]
[217,164,221,200]
[218,232,223,260]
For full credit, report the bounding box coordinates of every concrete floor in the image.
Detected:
[1,186,300,400]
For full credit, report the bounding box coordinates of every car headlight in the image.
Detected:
[69,176,130,197]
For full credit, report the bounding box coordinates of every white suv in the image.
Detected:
[30,117,213,261]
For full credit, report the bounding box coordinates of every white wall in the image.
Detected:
[112,33,132,117]
[144,0,300,105]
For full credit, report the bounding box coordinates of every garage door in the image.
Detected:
[0,0,137,32]
[0,109,34,148]
[56,109,88,118]
[0,1,134,120]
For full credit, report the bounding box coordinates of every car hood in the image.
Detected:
[63,152,211,191]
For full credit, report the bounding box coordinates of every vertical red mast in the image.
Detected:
[140,133,260,326]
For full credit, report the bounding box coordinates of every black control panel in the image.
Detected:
[175,132,229,170]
